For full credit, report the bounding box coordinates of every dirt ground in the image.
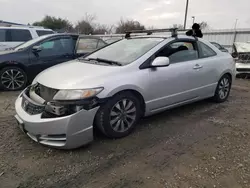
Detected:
[1,79,250,188]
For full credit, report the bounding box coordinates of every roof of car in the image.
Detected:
[45,33,79,37]
[0,26,53,31]
[78,35,105,39]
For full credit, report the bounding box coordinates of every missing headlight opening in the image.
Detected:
[24,84,102,118]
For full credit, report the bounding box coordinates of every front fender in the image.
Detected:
[98,84,145,99]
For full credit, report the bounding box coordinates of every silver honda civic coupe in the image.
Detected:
[15,34,235,149]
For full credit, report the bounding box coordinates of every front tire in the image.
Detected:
[95,92,142,138]
[213,74,232,103]
[0,66,27,91]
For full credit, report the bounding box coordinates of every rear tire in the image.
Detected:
[213,74,232,103]
[95,92,142,138]
[0,66,27,91]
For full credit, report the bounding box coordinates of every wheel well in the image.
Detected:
[0,63,27,73]
[114,89,146,114]
[223,72,232,81]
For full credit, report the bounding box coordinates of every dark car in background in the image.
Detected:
[0,34,107,91]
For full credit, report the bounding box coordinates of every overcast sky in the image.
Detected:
[1,0,250,30]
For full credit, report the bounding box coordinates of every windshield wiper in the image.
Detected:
[87,58,122,66]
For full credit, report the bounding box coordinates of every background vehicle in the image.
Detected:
[0,34,107,91]
[210,42,229,52]
[232,42,250,75]
[14,29,235,149]
[0,26,54,51]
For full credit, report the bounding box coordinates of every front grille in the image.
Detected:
[22,91,45,115]
[237,53,250,63]
[237,68,250,72]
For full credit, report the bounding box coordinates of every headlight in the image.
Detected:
[53,88,103,100]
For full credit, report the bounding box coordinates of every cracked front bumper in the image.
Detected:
[236,63,250,75]
[14,93,99,149]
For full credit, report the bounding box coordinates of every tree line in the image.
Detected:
[33,14,209,34]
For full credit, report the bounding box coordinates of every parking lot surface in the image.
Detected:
[1,79,250,188]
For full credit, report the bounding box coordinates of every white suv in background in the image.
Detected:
[0,26,54,51]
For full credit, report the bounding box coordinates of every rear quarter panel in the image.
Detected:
[200,39,235,81]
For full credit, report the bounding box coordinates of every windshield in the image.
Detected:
[14,35,51,51]
[84,38,164,65]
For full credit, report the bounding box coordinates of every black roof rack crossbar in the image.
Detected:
[125,28,187,38]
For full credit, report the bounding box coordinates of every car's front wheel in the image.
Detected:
[213,74,232,103]
[95,92,142,138]
[0,66,27,91]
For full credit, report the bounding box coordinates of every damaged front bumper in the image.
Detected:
[14,87,100,149]
[236,62,250,75]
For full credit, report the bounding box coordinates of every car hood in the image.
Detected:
[234,42,250,53]
[34,60,122,89]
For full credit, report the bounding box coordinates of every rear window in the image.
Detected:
[9,29,32,42]
[0,29,7,42]
[36,30,54,36]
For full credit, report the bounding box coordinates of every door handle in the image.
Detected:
[193,64,203,70]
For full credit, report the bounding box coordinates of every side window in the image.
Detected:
[76,38,99,53]
[60,38,74,54]
[211,42,221,49]
[156,41,198,63]
[0,29,7,42]
[198,41,217,58]
[97,40,106,48]
[38,37,74,56]
[9,29,32,42]
[36,30,54,36]
[41,41,54,49]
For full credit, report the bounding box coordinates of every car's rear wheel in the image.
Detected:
[213,74,232,103]
[0,66,27,91]
[95,92,142,138]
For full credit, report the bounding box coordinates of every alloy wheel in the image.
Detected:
[218,77,230,100]
[1,68,25,90]
[110,99,137,133]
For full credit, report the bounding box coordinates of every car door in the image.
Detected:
[28,35,76,78]
[194,40,220,98]
[146,39,204,112]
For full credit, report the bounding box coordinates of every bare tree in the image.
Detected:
[199,21,209,30]
[94,24,114,34]
[172,24,184,29]
[116,19,145,33]
[75,13,96,34]
[147,26,155,30]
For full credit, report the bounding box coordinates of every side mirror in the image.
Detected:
[32,45,42,52]
[151,57,170,67]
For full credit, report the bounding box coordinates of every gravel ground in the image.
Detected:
[1,79,250,188]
